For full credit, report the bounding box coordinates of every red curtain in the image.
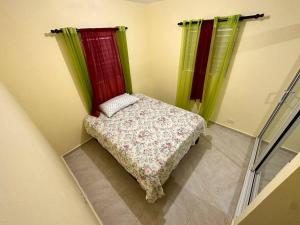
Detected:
[80,28,126,116]
[190,20,214,101]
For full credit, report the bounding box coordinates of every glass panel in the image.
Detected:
[241,71,300,211]
[256,119,300,194]
[256,78,300,161]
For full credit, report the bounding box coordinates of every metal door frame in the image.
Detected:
[234,68,300,218]
[250,107,300,200]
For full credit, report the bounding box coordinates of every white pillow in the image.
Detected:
[99,93,139,117]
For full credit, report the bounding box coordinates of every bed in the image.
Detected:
[84,94,206,203]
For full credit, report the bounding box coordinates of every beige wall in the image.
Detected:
[233,150,300,225]
[0,83,101,225]
[144,0,300,136]
[0,0,148,155]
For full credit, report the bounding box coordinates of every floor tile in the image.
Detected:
[64,123,253,225]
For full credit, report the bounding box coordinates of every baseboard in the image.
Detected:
[62,137,93,158]
[60,136,100,223]
[60,156,103,225]
[214,122,299,154]
[212,121,256,138]
[280,145,299,155]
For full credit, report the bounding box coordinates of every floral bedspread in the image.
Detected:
[84,94,206,203]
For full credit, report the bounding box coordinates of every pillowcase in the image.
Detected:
[99,93,139,117]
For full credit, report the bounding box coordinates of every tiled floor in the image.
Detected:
[64,123,254,225]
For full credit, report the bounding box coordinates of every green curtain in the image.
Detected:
[200,15,240,121]
[176,20,202,110]
[61,27,93,112]
[116,26,133,94]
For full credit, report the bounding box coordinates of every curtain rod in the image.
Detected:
[177,13,264,26]
[50,27,128,33]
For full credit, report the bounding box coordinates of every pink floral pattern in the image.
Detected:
[84,94,206,203]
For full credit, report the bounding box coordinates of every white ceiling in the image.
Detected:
[125,0,163,3]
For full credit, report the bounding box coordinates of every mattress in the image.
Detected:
[84,94,206,203]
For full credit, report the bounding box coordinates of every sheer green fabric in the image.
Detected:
[176,20,202,110]
[116,26,133,94]
[200,15,240,121]
[61,27,93,112]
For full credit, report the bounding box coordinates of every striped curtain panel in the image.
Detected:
[116,26,133,94]
[176,20,202,110]
[61,27,93,112]
[200,15,240,121]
